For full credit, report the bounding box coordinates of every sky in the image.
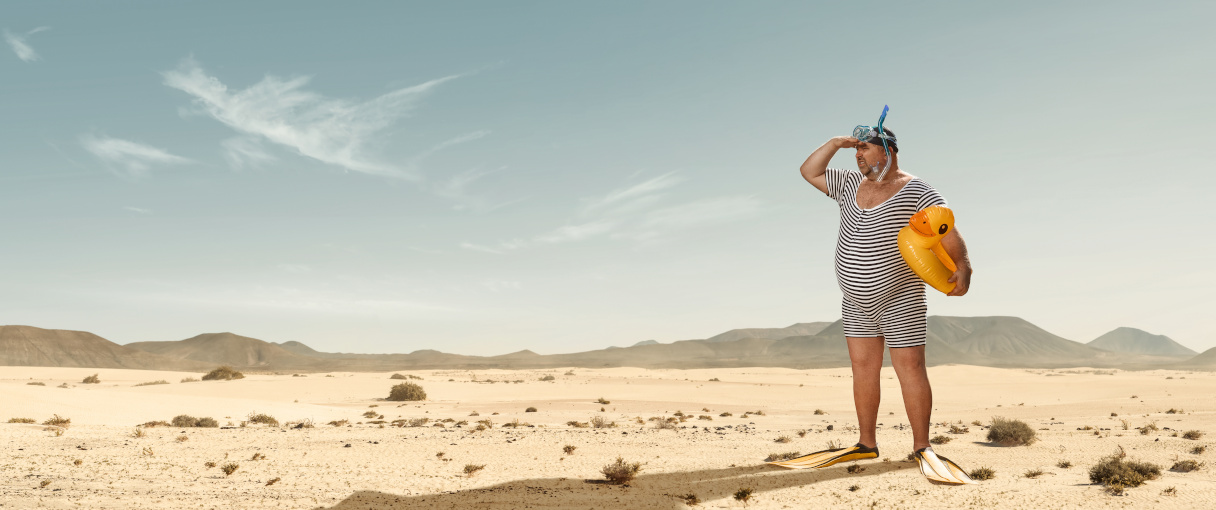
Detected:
[2,1,1214,355]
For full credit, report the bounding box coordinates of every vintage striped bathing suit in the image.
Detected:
[824,168,947,348]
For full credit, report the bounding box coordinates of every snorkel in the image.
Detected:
[852,105,897,182]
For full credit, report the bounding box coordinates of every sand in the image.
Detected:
[2,365,1215,509]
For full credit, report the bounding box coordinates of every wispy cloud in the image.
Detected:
[162,57,459,179]
[81,135,193,178]
[276,263,312,274]
[462,171,766,254]
[221,137,277,170]
[123,206,152,214]
[3,26,49,62]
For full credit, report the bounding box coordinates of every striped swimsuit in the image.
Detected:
[824,168,947,348]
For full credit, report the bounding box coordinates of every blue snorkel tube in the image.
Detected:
[852,105,895,182]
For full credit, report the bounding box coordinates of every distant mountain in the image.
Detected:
[925,316,1122,367]
[0,325,209,370]
[1087,327,1196,357]
[1178,346,1216,368]
[127,332,321,368]
[632,340,659,347]
[706,322,833,343]
[274,340,323,356]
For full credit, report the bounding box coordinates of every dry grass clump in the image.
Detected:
[246,413,279,426]
[987,417,1036,446]
[733,487,754,504]
[1089,449,1161,493]
[82,373,100,384]
[221,462,240,476]
[26,381,45,386]
[774,435,792,444]
[327,419,350,427]
[682,493,701,506]
[566,420,589,428]
[362,411,379,419]
[42,415,71,428]
[180,377,199,383]
[708,377,720,382]
[719,412,733,417]
[57,382,71,388]
[540,375,556,381]
[591,416,616,429]
[176,435,189,442]
[764,452,801,462]
[251,452,266,461]
[171,415,218,428]
[1138,422,1159,435]
[463,464,485,477]
[140,420,170,427]
[563,445,577,455]
[266,477,281,486]
[654,419,677,430]
[1191,445,1206,455]
[1058,460,1073,468]
[389,373,408,380]
[930,435,952,445]
[387,382,426,401]
[1162,486,1177,496]
[847,464,866,474]
[202,366,244,381]
[204,461,216,468]
[73,459,82,466]
[813,409,826,415]
[1170,460,1203,473]
[133,428,146,438]
[8,417,35,424]
[969,467,996,480]
[40,480,52,488]
[948,424,970,434]
[595,397,611,405]
[1024,469,1044,479]
[134,380,169,387]
[1182,430,1204,440]
[601,457,642,484]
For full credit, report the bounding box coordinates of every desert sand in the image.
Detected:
[3,365,1215,509]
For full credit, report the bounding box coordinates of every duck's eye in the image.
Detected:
[938,224,949,235]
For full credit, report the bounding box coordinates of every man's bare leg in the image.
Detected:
[846,336,884,448]
[889,345,932,451]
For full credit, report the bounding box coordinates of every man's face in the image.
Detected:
[855,142,889,173]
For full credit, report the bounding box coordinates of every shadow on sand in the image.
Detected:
[317,460,917,509]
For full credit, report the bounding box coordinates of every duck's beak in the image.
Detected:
[909,210,936,237]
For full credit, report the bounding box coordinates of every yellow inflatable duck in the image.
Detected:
[897,206,957,294]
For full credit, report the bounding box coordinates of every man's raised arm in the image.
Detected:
[800,136,860,195]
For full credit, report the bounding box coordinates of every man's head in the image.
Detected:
[854,127,898,177]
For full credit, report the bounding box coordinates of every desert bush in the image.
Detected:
[601,457,641,484]
[251,452,266,461]
[969,467,995,480]
[8,418,35,424]
[948,424,969,434]
[525,407,537,413]
[140,420,170,427]
[388,382,426,401]
[288,419,314,429]
[180,377,199,383]
[390,373,407,380]
[221,462,239,476]
[971,420,983,426]
[1191,445,1206,455]
[202,366,244,381]
[133,428,146,438]
[1166,408,1183,414]
[1024,469,1044,479]
[591,416,616,429]
[774,435,791,444]
[733,488,753,504]
[796,429,807,437]
[1058,460,1073,468]
[204,461,216,468]
[594,397,611,405]
[540,375,555,381]
[195,417,219,428]
[719,412,732,417]
[171,415,218,428]
[82,373,100,384]
[563,445,577,455]
[682,494,700,506]
[698,415,713,421]
[813,409,825,415]
[654,420,677,430]
[134,380,169,387]
[1162,486,1177,496]
[463,464,485,477]
[987,417,1036,446]
[1139,422,1159,435]
[567,420,589,428]
[848,484,860,492]
[1089,452,1161,490]
[42,415,70,428]
[327,419,349,427]
[58,382,70,388]
[1183,430,1204,440]
[847,464,865,474]
[40,480,51,488]
[246,413,279,426]
[1171,460,1203,472]
[26,381,45,386]
[764,452,801,462]
[266,477,280,486]
[362,411,378,419]
[708,377,720,382]
[930,435,952,445]
[73,459,82,466]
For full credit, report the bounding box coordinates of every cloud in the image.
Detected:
[123,206,152,214]
[534,220,618,244]
[641,195,764,229]
[3,26,49,62]
[221,137,277,170]
[162,57,459,179]
[81,135,193,178]
[580,172,683,216]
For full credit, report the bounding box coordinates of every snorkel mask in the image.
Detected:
[852,105,897,182]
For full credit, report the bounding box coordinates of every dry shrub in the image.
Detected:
[540,375,555,381]
[563,445,577,455]
[567,420,589,428]
[389,373,407,380]
[774,435,791,444]
[969,467,995,480]
[327,419,349,427]
[221,462,239,476]
[141,420,170,427]
[1058,460,1073,468]
[1183,430,1204,440]
[246,413,278,426]
[205,461,216,468]
[133,428,146,438]
[40,480,51,488]
[698,415,713,421]
[1170,460,1203,473]
[388,382,426,401]
[719,412,733,417]
[682,494,700,506]
[813,409,826,415]
[733,488,753,504]
[591,416,616,429]
[601,457,641,484]
[266,477,281,486]
[654,420,677,430]
[525,407,538,412]
[134,380,169,387]
[362,411,378,418]
[595,397,611,404]
[196,417,218,428]
[1191,445,1206,455]
[73,459,82,466]
[948,424,970,434]
[847,464,866,474]
[987,417,1036,446]
[764,452,801,462]
[251,452,265,461]
[82,374,100,384]
[171,415,218,428]
[8,418,35,424]
[202,366,244,381]
[1089,452,1161,491]
[1024,469,1044,479]
[1139,422,1159,435]
[463,464,485,477]
[180,377,199,383]
[42,415,71,428]
[930,435,952,445]
[26,382,45,386]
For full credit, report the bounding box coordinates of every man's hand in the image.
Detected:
[946,266,971,296]
[833,136,862,149]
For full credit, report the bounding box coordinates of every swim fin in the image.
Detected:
[914,446,975,485]
[768,443,879,469]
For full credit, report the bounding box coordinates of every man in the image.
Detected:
[773,112,975,484]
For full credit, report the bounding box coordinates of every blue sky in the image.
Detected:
[3,1,1214,354]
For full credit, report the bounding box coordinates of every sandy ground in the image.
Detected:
[2,365,1215,509]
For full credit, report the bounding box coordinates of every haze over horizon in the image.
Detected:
[3,1,1213,355]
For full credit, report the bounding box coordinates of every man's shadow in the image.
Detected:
[317,460,916,509]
